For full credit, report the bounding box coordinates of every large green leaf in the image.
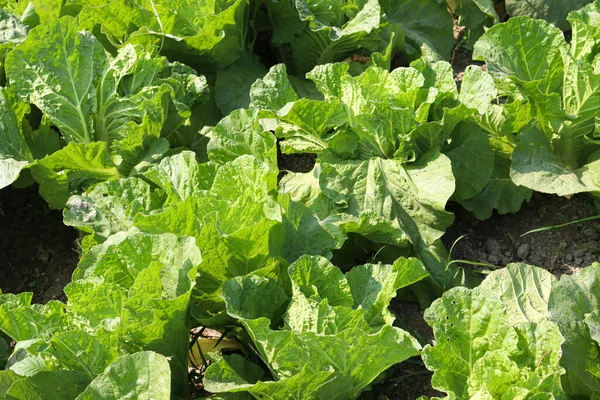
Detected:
[279,194,345,262]
[568,1,600,62]
[207,109,278,170]
[0,88,33,189]
[4,371,89,400]
[473,16,566,96]
[318,152,455,247]
[75,352,171,400]
[63,177,166,242]
[266,0,391,74]
[506,0,592,31]
[510,124,600,196]
[6,16,105,144]
[346,257,428,326]
[215,55,267,115]
[31,142,120,208]
[77,0,250,70]
[222,275,289,322]
[382,0,453,60]
[444,121,494,201]
[11,0,63,26]
[249,63,299,112]
[137,0,250,69]
[479,263,555,324]
[206,358,346,399]
[143,151,216,204]
[549,263,600,397]
[75,0,158,47]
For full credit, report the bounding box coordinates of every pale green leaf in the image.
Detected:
[75,352,171,400]
[549,263,600,397]
[510,124,600,195]
[6,16,105,143]
[479,263,555,323]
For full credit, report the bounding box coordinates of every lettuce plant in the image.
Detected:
[458,1,600,217]
[549,263,600,397]
[0,232,202,398]
[504,0,593,31]
[0,16,209,207]
[264,0,454,74]
[448,0,594,47]
[251,62,491,301]
[423,264,566,398]
[1,0,252,71]
[424,262,600,399]
[64,149,345,326]
[203,255,425,398]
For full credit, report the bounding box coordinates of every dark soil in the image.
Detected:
[445,194,600,276]
[0,185,79,303]
[277,146,316,182]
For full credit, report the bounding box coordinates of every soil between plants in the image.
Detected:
[0,185,79,303]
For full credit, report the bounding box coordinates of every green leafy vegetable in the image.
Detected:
[0,232,201,398]
[548,263,600,397]
[461,4,600,215]
[505,0,593,31]
[264,0,453,74]
[261,62,490,300]
[204,255,425,398]
[423,264,565,399]
[64,151,345,326]
[75,352,171,400]
[2,16,208,205]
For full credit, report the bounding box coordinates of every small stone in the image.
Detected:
[504,251,512,257]
[477,252,488,261]
[486,238,501,256]
[487,255,499,265]
[517,243,530,259]
[566,253,573,262]
[583,228,599,239]
[574,249,586,258]
[575,257,584,265]
[501,256,511,265]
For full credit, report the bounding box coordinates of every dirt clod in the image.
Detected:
[517,243,530,259]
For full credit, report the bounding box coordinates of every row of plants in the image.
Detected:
[2,242,598,398]
[0,0,599,398]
